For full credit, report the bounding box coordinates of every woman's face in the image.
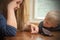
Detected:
[13,0,23,10]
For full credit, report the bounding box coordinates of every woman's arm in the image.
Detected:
[7,8,17,29]
[7,1,18,29]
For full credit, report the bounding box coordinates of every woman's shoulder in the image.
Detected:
[0,11,4,16]
[0,11,3,15]
[0,11,6,20]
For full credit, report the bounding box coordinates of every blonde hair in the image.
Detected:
[45,10,60,25]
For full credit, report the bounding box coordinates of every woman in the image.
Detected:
[0,0,23,39]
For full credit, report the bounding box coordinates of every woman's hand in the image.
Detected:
[24,21,39,33]
[7,0,23,29]
[7,0,22,10]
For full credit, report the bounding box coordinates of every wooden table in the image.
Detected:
[5,31,60,40]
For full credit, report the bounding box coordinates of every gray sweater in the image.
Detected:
[38,21,60,36]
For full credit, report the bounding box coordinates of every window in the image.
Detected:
[29,0,60,23]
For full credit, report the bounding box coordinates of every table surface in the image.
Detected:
[5,31,60,40]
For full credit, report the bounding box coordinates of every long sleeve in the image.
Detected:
[0,13,16,36]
